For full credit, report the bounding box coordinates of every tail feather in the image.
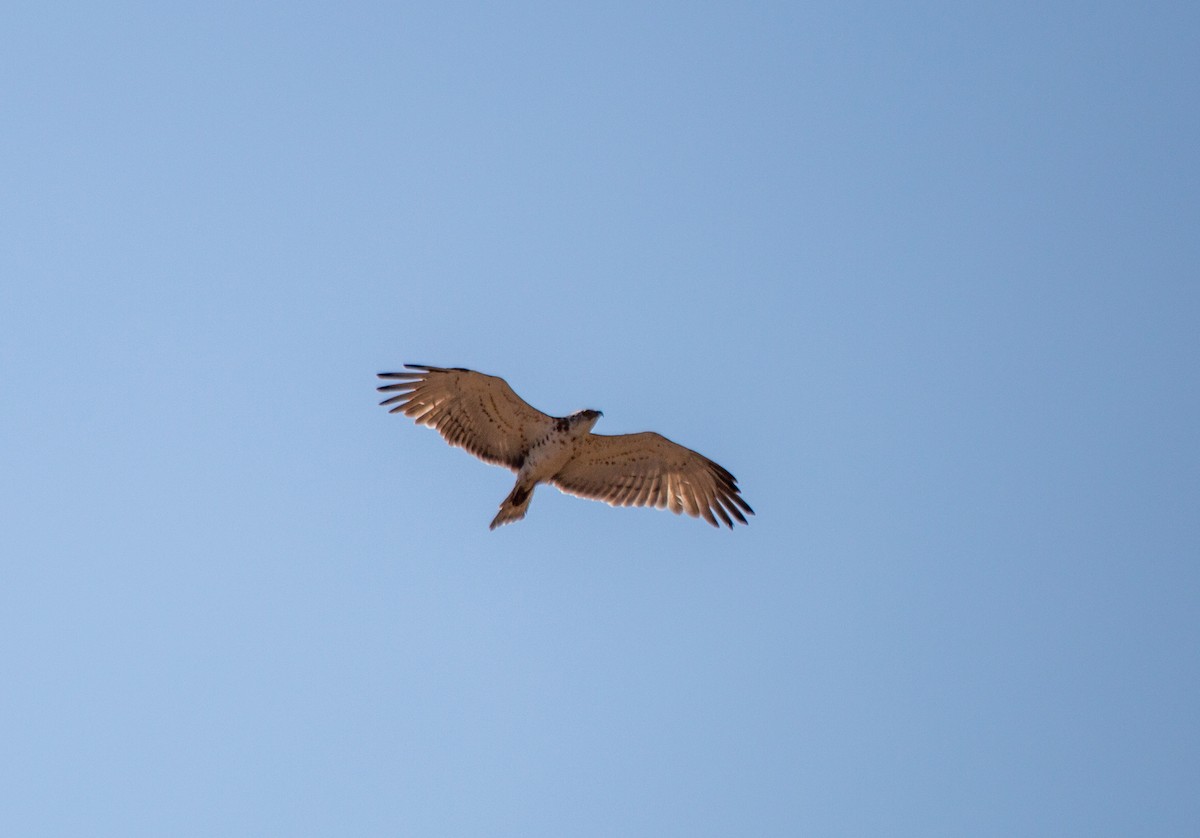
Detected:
[490,483,534,530]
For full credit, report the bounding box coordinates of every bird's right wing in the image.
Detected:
[377,365,555,470]
[551,432,753,528]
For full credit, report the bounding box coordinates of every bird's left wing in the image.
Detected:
[377,364,554,470]
[550,432,753,528]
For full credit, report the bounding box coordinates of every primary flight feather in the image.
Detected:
[377,364,753,530]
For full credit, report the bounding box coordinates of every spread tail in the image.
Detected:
[490,482,534,530]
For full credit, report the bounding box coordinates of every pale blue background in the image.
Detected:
[3,2,1198,835]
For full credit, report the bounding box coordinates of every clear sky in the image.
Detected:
[3,2,1198,835]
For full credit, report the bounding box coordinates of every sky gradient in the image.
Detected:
[3,2,1198,835]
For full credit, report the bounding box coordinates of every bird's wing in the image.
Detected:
[377,364,555,470]
[550,432,754,528]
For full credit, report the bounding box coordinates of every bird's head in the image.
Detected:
[571,409,603,432]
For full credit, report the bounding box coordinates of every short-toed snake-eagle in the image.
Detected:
[377,364,753,530]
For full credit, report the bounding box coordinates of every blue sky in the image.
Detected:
[2,1,1198,835]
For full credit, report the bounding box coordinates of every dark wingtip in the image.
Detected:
[404,363,469,371]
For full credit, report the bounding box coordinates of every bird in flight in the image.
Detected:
[377,364,753,530]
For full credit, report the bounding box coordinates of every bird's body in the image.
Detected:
[377,364,753,529]
[490,409,602,529]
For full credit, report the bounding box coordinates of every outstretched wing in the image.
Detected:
[377,364,555,470]
[550,432,754,528]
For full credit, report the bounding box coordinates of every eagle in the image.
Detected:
[377,364,753,530]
